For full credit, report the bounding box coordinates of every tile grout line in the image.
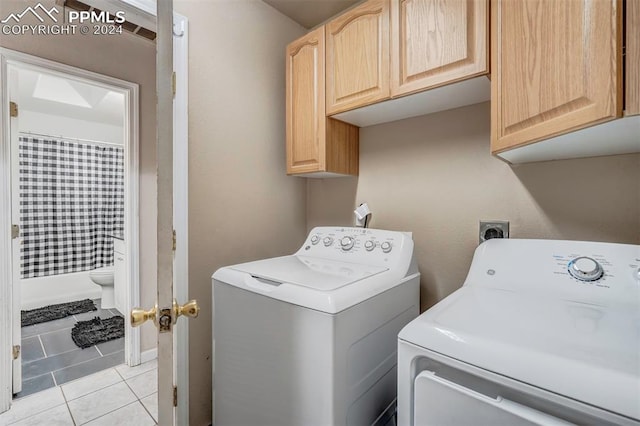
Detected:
[4,403,69,426]
[68,379,140,424]
[30,349,124,386]
[51,349,124,376]
[76,400,142,426]
[37,334,48,358]
[16,302,128,412]
[64,401,77,426]
[122,374,138,396]
[22,345,102,373]
[18,370,54,383]
[63,371,123,403]
[60,384,68,402]
[138,391,158,423]
[114,367,126,381]
[115,361,158,381]
[10,367,157,425]
[121,376,154,406]
[33,325,76,338]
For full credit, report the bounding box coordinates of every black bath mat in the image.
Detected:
[71,316,124,349]
[21,299,97,327]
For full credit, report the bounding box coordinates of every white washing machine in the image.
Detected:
[398,239,640,426]
[213,226,420,426]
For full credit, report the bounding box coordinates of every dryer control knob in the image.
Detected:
[381,241,392,253]
[364,240,375,251]
[568,257,603,281]
[340,236,355,251]
[310,235,320,245]
[323,237,334,247]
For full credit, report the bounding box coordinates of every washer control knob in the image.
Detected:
[340,236,355,251]
[364,240,375,251]
[381,241,392,253]
[310,235,320,245]
[323,237,334,247]
[568,257,604,281]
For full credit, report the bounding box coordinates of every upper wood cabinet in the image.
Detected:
[491,0,623,154]
[326,0,390,115]
[286,27,359,176]
[390,0,488,97]
[627,0,640,116]
[287,27,325,174]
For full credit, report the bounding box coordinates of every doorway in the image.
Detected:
[0,49,141,399]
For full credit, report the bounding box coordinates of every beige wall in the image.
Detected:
[307,102,640,309]
[0,0,158,351]
[173,1,307,424]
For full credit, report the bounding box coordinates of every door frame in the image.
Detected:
[171,12,190,426]
[0,3,189,421]
[116,1,191,423]
[0,48,141,406]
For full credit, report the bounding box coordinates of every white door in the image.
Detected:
[8,66,21,395]
[129,2,195,425]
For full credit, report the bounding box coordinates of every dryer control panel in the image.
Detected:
[297,227,413,269]
[466,239,640,305]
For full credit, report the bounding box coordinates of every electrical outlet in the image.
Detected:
[479,221,509,244]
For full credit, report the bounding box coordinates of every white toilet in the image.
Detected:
[89,267,115,309]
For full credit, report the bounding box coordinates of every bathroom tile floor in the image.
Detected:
[0,359,158,425]
[17,300,124,398]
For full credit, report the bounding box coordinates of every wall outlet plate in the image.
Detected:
[479,220,509,244]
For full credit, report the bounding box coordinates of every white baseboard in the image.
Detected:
[140,348,157,364]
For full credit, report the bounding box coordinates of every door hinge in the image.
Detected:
[11,224,19,239]
[10,101,18,118]
[172,229,176,251]
[172,72,176,98]
[173,385,178,407]
[12,345,20,360]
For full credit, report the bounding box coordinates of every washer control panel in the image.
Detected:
[298,227,410,266]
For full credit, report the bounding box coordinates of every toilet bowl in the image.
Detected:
[89,267,115,309]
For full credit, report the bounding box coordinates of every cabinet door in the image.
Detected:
[286,27,326,174]
[627,0,640,116]
[326,0,390,115]
[390,0,488,97]
[491,0,623,153]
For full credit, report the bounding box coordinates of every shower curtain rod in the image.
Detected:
[19,131,124,148]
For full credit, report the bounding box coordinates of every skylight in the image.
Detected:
[32,74,92,108]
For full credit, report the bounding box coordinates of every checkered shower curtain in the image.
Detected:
[19,135,125,279]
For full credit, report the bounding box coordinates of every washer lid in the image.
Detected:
[229,255,388,291]
[398,286,640,421]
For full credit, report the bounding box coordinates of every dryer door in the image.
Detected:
[413,371,572,426]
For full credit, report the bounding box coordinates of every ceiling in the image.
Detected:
[263,0,360,29]
[17,68,125,127]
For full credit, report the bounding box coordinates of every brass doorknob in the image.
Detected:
[173,299,200,319]
[131,305,157,327]
[131,300,199,329]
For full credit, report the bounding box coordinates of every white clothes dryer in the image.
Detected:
[398,239,640,426]
[213,226,420,426]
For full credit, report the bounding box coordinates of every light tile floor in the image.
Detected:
[0,359,158,425]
